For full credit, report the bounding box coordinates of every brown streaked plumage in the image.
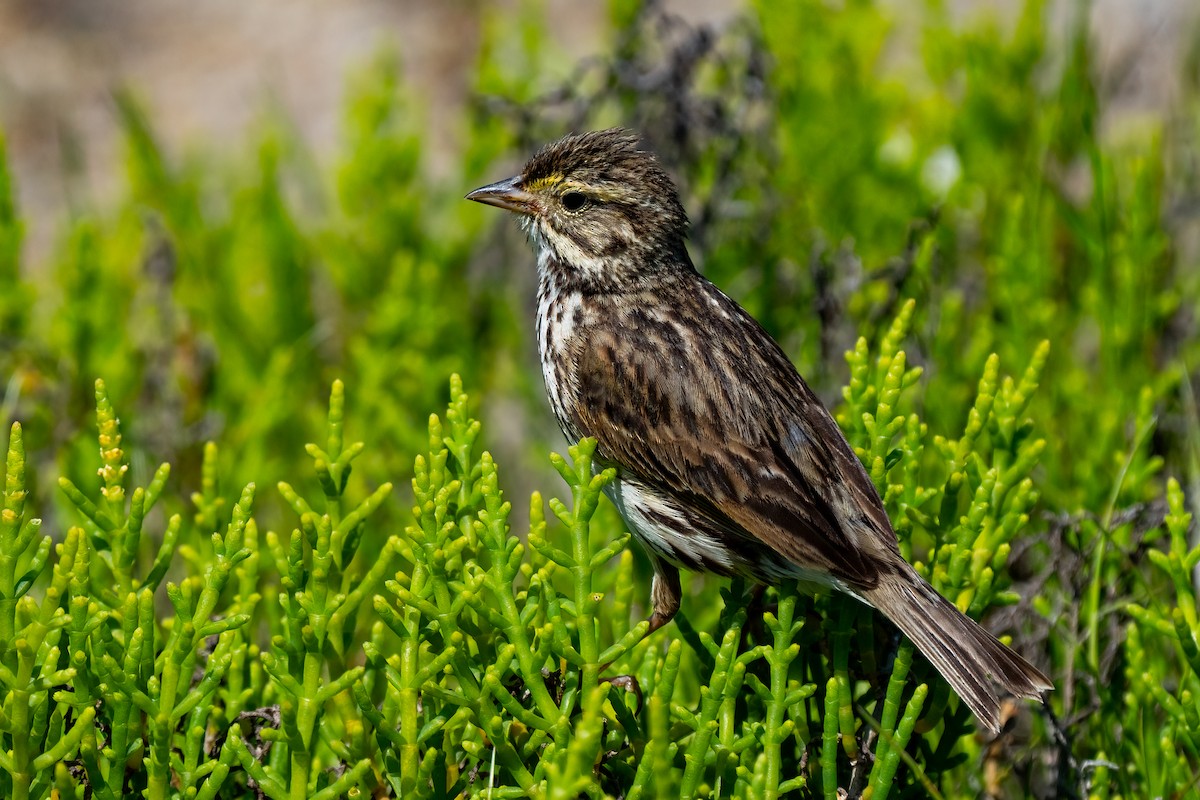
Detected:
[467,127,1051,733]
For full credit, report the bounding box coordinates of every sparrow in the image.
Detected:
[467,127,1050,732]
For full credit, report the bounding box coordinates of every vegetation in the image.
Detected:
[0,0,1197,796]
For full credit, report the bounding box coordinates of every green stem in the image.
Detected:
[399,560,428,795]
[822,677,840,800]
[764,593,799,800]
[289,649,323,800]
[0,423,25,649]
[10,681,30,800]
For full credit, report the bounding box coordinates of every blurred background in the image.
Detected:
[1,0,1198,528]
[2,0,1196,263]
[1,0,1199,549]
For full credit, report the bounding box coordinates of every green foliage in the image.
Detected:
[0,357,1040,797]
[0,0,1197,796]
[1122,480,1200,797]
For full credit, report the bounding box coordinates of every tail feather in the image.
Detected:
[866,572,1052,734]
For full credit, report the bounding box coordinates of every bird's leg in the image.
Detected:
[600,561,681,709]
[602,559,681,670]
[646,560,682,634]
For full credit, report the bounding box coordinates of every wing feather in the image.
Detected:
[567,278,898,590]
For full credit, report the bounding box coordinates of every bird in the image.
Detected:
[466,127,1051,733]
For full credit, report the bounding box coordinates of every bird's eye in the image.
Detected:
[562,191,588,211]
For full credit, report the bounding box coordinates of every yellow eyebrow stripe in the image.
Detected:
[526,174,564,191]
[526,176,625,204]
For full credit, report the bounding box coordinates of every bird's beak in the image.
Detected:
[465,175,539,215]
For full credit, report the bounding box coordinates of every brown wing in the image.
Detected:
[568,278,898,590]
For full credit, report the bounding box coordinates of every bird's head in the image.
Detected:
[467,128,690,291]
